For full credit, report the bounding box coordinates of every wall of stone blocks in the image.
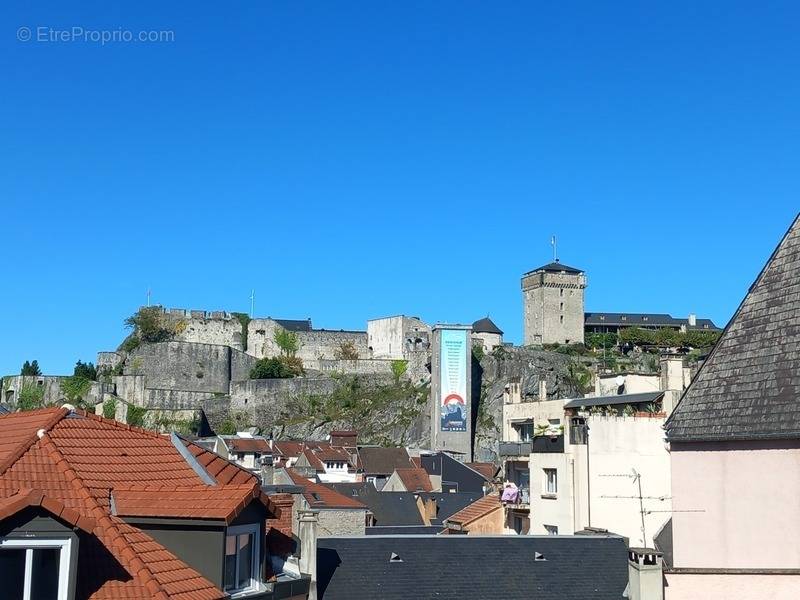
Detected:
[522,272,585,345]
[125,341,233,394]
[229,377,339,409]
[318,510,366,536]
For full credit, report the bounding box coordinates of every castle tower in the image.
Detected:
[522,260,586,345]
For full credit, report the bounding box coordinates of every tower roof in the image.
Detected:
[472,317,503,335]
[523,260,584,276]
[665,214,800,442]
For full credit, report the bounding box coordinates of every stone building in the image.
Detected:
[471,317,503,353]
[522,261,586,346]
[366,316,430,360]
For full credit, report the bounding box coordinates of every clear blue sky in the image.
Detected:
[1,1,798,375]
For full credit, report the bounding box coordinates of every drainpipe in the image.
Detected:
[297,509,319,600]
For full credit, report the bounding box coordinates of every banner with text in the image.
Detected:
[439,328,468,432]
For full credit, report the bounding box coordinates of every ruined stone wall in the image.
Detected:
[247,319,368,361]
[307,359,395,376]
[229,377,339,409]
[142,307,245,350]
[1,375,110,409]
[96,352,124,372]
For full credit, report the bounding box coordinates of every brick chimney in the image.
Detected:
[626,548,664,600]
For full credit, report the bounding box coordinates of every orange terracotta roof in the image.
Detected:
[0,407,278,599]
[394,468,433,492]
[0,488,96,533]
[285,469,367,509]
[466,462,498,481]
[224,437,270,453]
[410,456,422,468]
[444,493,501,526]
[113,483,279,524]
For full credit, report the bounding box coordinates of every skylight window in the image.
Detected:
[389,552,403,563]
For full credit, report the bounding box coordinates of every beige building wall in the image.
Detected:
[472,332,502,353]
[666,574,800,600]
[367,316,430,359]
[463,507,505,535]
[502,399,566,440]
[670,440,800,572]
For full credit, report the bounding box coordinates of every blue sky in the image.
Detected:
[1,1,798,375]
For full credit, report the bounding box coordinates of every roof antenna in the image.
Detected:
[551,235,558,262]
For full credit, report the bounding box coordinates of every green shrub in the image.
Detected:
[391,359,408,381]
[102,398,117,419]
[274,328,300,356]
[126,404,147,427]
[123,307,173,345]
[60,375,92,405]
[250,357,300,379]
[17,381,45,411]
[471,344,485,361]
[232,312,251,350]
[334,340,360,360]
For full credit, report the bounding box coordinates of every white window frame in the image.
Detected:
[224,523,261,597]
[0,537,72,600]
[544,468,558,495]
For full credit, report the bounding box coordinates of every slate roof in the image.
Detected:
[419,492,484,525]
[523,260,584,276]
[317,535,629,600]
[274,318,312,332]
[585,312,720,331]
[357,446,411,475]
[323,483,424,527]
[443,493,501,526]
[0,407,277,600]
[665,215,800,442]
[564,391,664,409]
[471,317,503,335]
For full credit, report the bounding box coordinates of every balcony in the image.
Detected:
[499,441,532,457]
[503,486,530,509]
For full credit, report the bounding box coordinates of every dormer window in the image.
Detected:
[621,316,627,321]
[642,316,648,321]
[0,538,72,600]
[224,524,261,595]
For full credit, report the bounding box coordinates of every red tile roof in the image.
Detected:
[224,437,270,453]
[394,468,433,492]
[466,462,498,481]
[0,408,278,600]
[284,469,367,509]
[444,493,501,526]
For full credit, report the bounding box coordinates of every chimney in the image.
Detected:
[687,313,696,327]
[260,454,274,485]
[297,509,319,600]
[626,548,664,600]
[539,379,547,401]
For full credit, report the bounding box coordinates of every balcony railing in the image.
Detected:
[499,441,532,457]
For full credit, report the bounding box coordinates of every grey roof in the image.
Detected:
[323,484,424,527]
[584,312,721,330]
[471,317,503,335]
[524,260,584,275]
[0,404,11,415]
[418,492,484,525]
[357,447,411,476]
[317,535,629,600]
[665,215,800,442]
[418,452,489,493]
[274,318,312,332]
[365,525,444,535]
[564,391,664,409]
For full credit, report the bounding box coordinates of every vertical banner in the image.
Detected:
[439,328,468,432]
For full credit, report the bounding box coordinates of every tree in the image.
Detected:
[273,328,300,357]
[124,307,173,344]
[655,327,681,347]
[20,360,41,376]
[390,360,408,382]
[334,340,359,360]
[73,361,97,381]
